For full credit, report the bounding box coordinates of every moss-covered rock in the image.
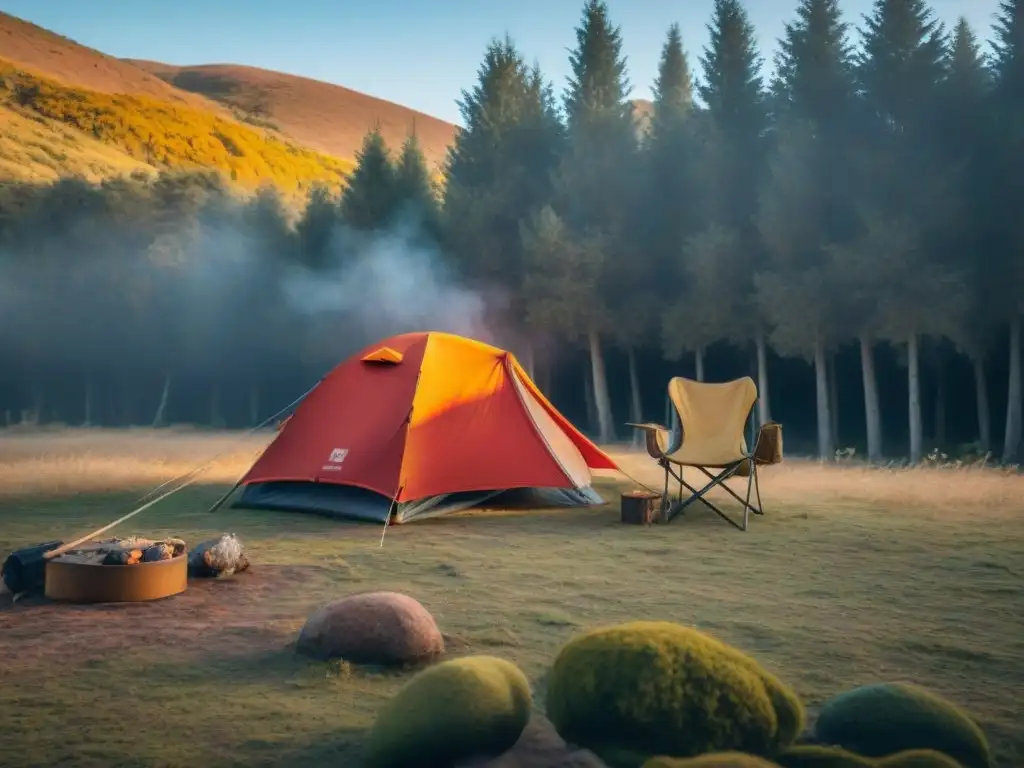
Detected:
[775,744,875,767]
[596,745,657,768]
[545,621,805,759]
[813,683,990,768]
[643,753,782,767]
[366,655,532,768]
[877,750,965,768]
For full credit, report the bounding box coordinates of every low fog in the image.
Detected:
[0,179,496,428]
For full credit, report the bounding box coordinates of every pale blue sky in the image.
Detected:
[3,0,1004,124]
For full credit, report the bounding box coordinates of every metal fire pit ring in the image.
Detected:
[45,552,188,603]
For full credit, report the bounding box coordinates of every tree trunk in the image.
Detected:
[694,348,705,382]
[813,336,833,460]
[588,328,615,444]
[523,342,536,381]
[209,382,224,428]
[249,385,260,427]
[83,371,93,427]
[539,359,552,396]
[860,336,883,462]
[583,365,598,436]
[31,386,44,425]
[934,361,946,450]
[972,355,991,455]
[908,333,923,463]
[1002,315,1022,463]
[627,346,643,448]
[151,374,171,427]
[755,330,771,427]
[828,353,840,448]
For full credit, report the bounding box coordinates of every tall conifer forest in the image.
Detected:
[1,0,1023,464]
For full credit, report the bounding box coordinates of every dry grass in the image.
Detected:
[128,61,459,171]
[0,428,1022,767]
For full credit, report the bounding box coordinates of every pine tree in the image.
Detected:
[698,0,766,152]
[991,0,1024,462]
[443,37,562,310]
[773,0,855,129]
[936,20,995,454]
[761,0,858,459]
[645,24,700,415]
[340,127,397,232]
[646,24,696,246]
[685,0,768,419]
[393,134,440,242]
[858,0,947,125]
[555,0,637,443]
[855,0,963,463]
[295,184,340,269]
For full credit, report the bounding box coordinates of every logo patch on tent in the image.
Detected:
[322,448,348,471]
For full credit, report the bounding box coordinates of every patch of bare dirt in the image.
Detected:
[0,565,316,667]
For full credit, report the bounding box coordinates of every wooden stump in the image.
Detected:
[620,490,660,525]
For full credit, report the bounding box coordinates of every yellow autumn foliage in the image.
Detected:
[0,60,353,193]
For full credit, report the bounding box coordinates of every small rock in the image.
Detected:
[297,591,444,665]
[188,534,249,578]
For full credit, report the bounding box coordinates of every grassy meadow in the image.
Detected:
[0,428,1021,767]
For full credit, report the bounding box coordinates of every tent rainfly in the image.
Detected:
[234,331,618,523]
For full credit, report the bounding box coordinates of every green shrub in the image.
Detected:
[643,753,782,767]
[365,655,532,768]
[877,750,965,768]
[813,683,990,768]
[545,621,805,759]
[775,744,876,767]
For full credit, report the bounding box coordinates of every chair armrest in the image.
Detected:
[626,422,671,460]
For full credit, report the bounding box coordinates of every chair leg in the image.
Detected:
[742,459,754,531]
[752,462,764,516]
[661,460,670,519]
[699,464,764,518]
[676,465,748,530]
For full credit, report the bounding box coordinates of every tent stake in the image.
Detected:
[206,475,246,514]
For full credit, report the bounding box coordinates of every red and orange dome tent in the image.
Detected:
[234,331,619,524]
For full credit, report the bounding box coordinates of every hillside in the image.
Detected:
[0,13,224,113]
[0,62,352,192]
[127,61,458,170]
[0,107,153,183]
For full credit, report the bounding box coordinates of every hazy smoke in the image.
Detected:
[282,220,492,346]
[0,187,500,425]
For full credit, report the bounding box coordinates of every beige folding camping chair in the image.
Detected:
[628,376,783,531]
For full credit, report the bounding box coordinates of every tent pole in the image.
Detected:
[379,485,403,547]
